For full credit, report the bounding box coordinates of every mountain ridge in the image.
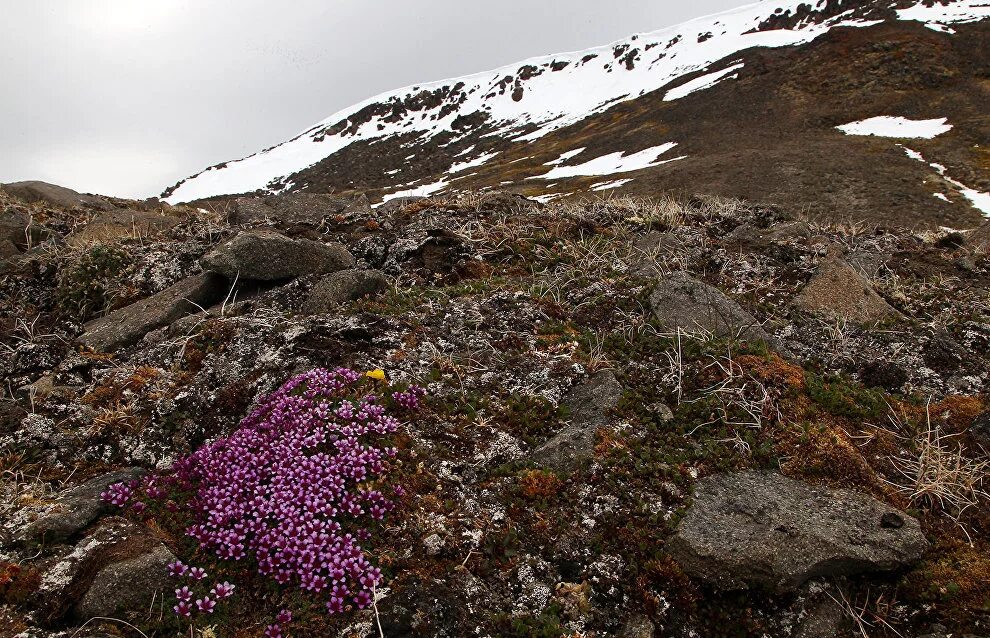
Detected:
[161,0,990,229]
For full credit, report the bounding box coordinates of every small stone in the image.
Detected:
[423,533,445,557]
[795,596,850,638]
[619,614,655,638]
[303,269,388,314]
[535,370,623,470]
[650,271,770,343]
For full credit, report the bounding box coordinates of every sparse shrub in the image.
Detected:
[55,244,129,321]
[104,368,424,626]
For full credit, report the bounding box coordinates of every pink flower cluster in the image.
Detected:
[169,560,235,618]
[159,368,417,616]
[100,480,135,506]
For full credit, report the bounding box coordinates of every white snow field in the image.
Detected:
[532,143,683,180]
[164,0,990,204]
[836,116,954,139]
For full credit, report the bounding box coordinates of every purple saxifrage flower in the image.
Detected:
[143,368,420,617]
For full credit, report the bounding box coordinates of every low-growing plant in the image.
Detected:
[55,244,129,321]
[103,367,425,630]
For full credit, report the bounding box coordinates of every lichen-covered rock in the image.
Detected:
[619,614,656,638]
[1,181,112,211]
[534,370,622,470]
[201,230,354,280]
[232,193,371,226]
[302,268,388,314]
[74,544,174,621]
[79,273,226,352]
[794,257,902,324]
[21,469,145,546]
[66,209,180,247]
[649,271,770,343]
[667,471,928,592]
[33,517,161,624]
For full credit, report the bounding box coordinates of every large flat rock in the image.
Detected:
[22,469,144,546]
[667,471,928,592]
[201,230,354,280]
[650,271,770,343]
[66,209,180,246]
[232,192,371,226]
[79,273,226,352]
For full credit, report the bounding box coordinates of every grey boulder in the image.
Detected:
[74,544,175,621]
[66,209,180,246]
[22,468,145,546]
[232,192,372,226]
[794,258,902,324]
[303,268,389,314]
[201,230,354,280]
[666,471,928,592]
[2,181,112,210]
[650,271,770,343]
[79,273,226,352]
[534,370,623,470]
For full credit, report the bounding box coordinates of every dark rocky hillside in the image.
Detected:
[1,182,989,637]
[162,0,990,230]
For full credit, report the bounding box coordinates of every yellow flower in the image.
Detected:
[365,369,387,382]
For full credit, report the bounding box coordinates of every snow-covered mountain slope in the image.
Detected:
[162,0,990,227]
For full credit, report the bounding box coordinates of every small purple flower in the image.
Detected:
[276,609,292,624]
[264,625,282,638]
[211,581,235,599]
[131,501,147,514]
[173,601,193,617]
[167,561,188,577]
[175,586,193,602]
[188,566,208,580]
[195,597,216,613]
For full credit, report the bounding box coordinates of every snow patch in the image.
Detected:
[533,144,682,180]
[591,178,635,191]
[664,63,744,101]
[900,146,990,216]
[544,148,586,166]
[377,179,450,206]
[837,116,953,139]
[897,1,990,29]
[449,151,499,174]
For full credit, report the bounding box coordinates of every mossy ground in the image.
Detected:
[1,191,988,637]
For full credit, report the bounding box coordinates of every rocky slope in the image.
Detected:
[162,0,990,229]
[1,181,989,637]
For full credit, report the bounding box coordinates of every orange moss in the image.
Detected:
[736,353,806,390]
[903,541,990,623]
[518,469,563,501]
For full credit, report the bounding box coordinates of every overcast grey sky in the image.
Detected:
[1,0,743,199]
